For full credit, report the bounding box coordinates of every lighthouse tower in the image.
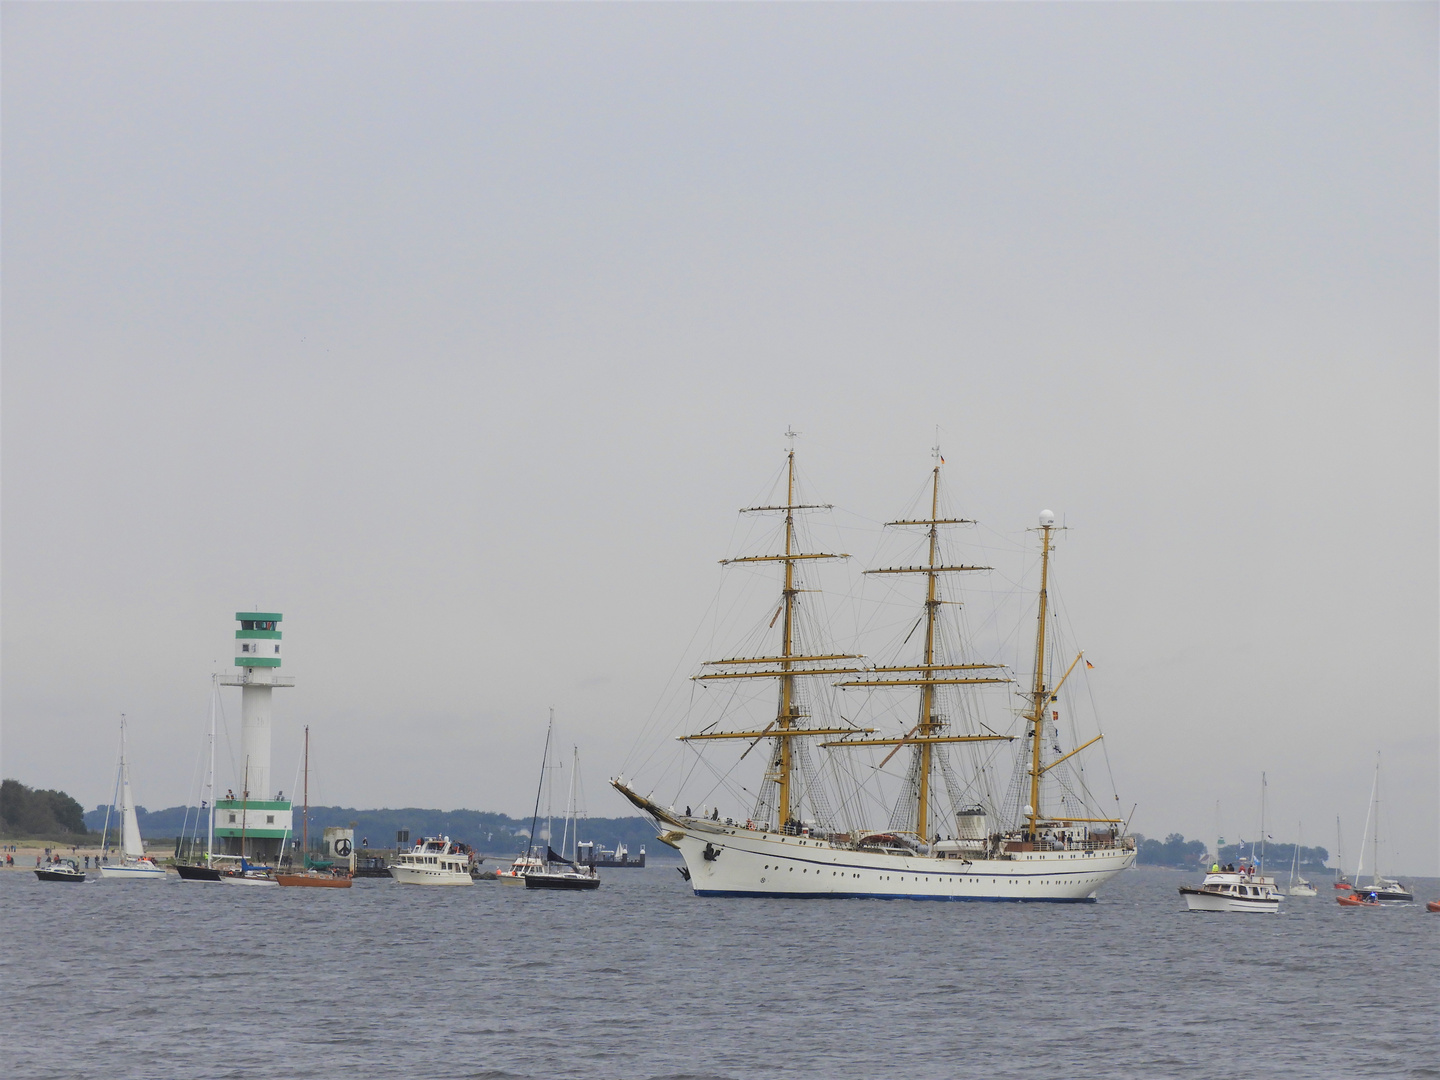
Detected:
[215,612,294,860]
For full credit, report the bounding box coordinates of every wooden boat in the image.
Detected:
[277,727,352,889]
[275,870,351,888]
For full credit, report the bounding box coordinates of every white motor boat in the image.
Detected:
[388,836,475,885]
[1180,867,1282,913]
[495,854,543,883]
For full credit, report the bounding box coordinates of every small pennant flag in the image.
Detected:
[1085,660,1095,669]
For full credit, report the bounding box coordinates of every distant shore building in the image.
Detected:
[214,612,294,861]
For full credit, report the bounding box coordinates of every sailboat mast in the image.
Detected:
[207,682,216,867]
[776,447,798,828]
[1355,757,1377,882]
[1372,763,1380,886]
[119,714,128,821]
[239,759,250,863]
[1259,772,1267,873]
[302,725,309,864]
[1027,519,1054,839]
[563,745,579,861]
[527,714,553,859]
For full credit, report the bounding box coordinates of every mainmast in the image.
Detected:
[824,450,1010,840]
[682,433,867,830]
[1025,511,1057,840]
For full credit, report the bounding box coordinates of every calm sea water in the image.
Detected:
[3,865,1435,1079]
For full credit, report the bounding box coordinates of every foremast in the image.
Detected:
[823,451,1011,840]
[682,434,868,829]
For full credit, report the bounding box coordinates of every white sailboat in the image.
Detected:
[1287,822,1317,896]
[99,716,166,880]
[615,443,1134,901]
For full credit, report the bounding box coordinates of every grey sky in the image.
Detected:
[4,4,1436,871]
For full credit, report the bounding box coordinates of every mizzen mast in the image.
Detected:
[682,432,867,830]
[823,450,1011,841]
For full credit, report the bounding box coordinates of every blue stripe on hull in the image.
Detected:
[692,889,1097,903]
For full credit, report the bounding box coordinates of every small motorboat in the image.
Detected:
[1338,892,1381,907]
[1425,900,1440,913]
[1180,866,1281,914]
[495,854,543,883]
[221,858,279,886]
[35,859,87,883]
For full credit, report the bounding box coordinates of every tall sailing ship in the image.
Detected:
[615,440,1135,901]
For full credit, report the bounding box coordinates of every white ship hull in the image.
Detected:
[222,872,278,886]
[99,862,166,881]
[671,820,1132,902]
[388,865,473,886]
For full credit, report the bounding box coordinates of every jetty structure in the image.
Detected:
[615,438,1135,901]
[214,612,294,863]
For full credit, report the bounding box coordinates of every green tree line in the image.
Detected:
[1,779,91,839]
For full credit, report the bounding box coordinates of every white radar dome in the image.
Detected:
[1023,804,1034,817]
[1039,510,1055,527]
